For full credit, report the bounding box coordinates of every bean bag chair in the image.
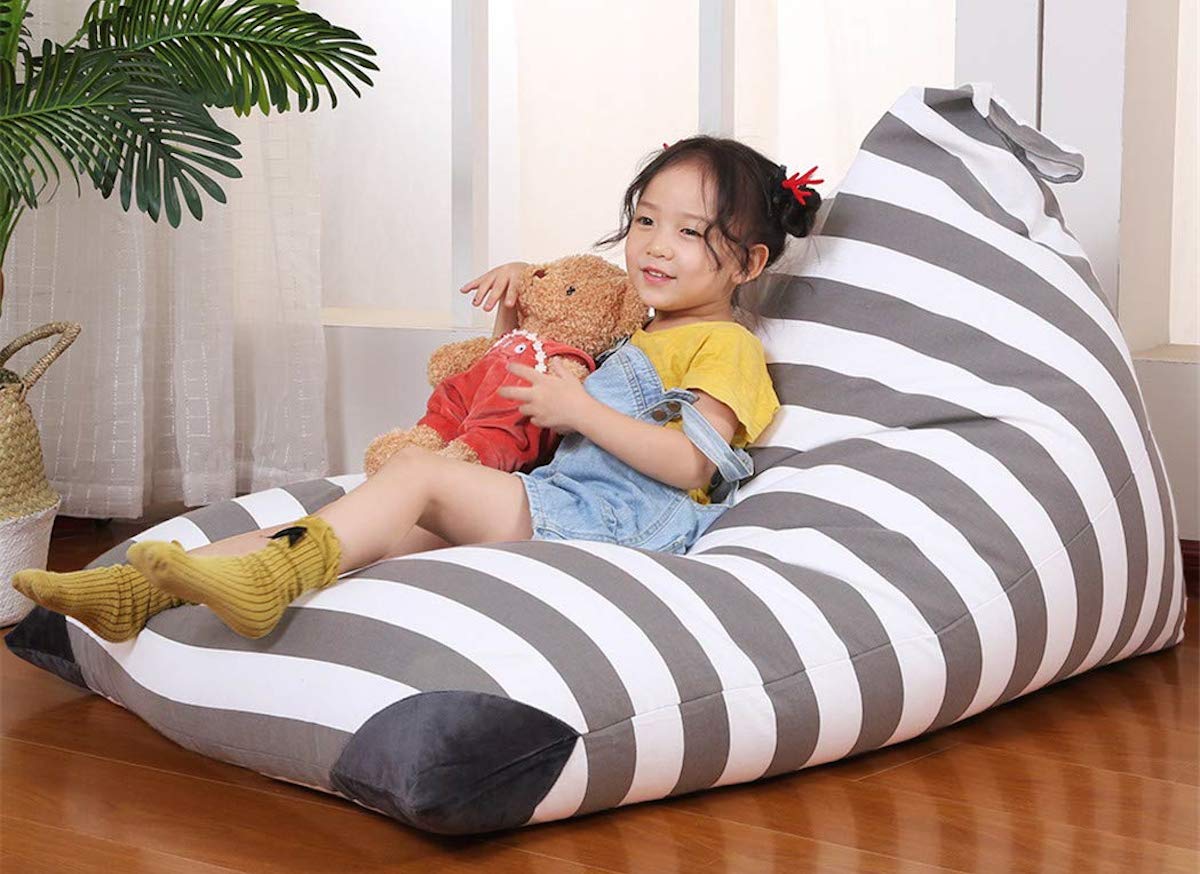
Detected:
[6,82,1187,835]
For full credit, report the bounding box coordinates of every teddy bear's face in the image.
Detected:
[517,255,649,356]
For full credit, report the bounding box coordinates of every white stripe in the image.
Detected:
[843,149,1131,369]
[686,553,864,768]
[745,407,1083,693]
[620,705,686,805]
[132,515,209,549]
[804,235,1164,671]
[527,737,588,825]
[1142,434,1186,657]
[294,574,588,733]
[695,527,945,745]
[709,464,1017,722]
[419,547,682,719]
[71,622,417,733]
[759,319,1129,682]
[325,472,366,492]
[862,425,1078,691]
[888,89,1090,264]
[756,404,886,452]
[232,487,309,528]
[413,546,690,806]
[574,542,776,796]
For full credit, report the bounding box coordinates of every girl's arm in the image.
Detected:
[492,296,520,338]
[573,390,739,491]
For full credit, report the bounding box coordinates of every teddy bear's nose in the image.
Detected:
[566,286,576,295]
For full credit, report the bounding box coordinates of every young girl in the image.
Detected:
[12,135,821,643]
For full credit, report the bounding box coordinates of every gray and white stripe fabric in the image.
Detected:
[6,83,1187,835]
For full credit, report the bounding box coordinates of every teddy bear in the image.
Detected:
[362,253,650,477]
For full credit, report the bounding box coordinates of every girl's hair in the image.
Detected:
[593,135,821,333]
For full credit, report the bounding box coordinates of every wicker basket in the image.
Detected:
[0,314,82,625]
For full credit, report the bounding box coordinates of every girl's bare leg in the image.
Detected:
[315,446,535,573]
[187,447,532,574]
[187,520,451,561]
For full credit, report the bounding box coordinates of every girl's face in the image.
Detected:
[625,160,754,321]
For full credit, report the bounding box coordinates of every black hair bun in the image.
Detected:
[769,165,821,238]
[776,189,821,238]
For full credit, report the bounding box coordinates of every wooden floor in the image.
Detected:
[2,518,1197,873]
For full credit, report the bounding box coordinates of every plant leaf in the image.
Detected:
[81,0,378,114]
[0,41,245,227]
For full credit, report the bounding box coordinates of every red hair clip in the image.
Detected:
[781,165,824,206]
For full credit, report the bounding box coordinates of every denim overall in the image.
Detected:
[513,333,755,554]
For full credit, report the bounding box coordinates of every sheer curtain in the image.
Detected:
[0,1,327,520]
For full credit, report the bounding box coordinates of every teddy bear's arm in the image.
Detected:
[549,355,592,382]
[426,335,497,386]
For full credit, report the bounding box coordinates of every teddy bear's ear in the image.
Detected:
[521,261,552,287]
[610,277,651,342]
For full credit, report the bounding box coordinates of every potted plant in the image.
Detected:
[0,0,377,623]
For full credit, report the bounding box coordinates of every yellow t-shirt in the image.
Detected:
[629,320,781,504]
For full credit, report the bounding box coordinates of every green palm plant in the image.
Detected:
[0,0,379,320]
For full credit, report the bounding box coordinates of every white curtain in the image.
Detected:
[0,1,328,520]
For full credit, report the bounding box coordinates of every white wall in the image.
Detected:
[1041,0,1128,313]
[1171,0,1198,345]
[510,0,699,266]
[775,0,956,198]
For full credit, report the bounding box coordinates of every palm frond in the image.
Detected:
[0,39,243,227]
[102,51,244,225]
[0,41,131,209]
[80,0,379,115]
[0,1,31,68]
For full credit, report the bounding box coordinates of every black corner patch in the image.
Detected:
[4,606,88,690]
[331,690,580,835]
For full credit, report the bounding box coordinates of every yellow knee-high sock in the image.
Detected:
[126,514,343,640]
[11,557,188,642]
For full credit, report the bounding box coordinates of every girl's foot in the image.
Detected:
[126,515,343,640]
[11,559,187,642]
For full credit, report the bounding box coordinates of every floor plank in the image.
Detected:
[858,743,1197,850]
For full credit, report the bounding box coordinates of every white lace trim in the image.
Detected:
[490,328,548,373]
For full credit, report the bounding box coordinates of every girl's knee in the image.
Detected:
[379,444,432,473]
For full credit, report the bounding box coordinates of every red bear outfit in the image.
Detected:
[418,329,597,473]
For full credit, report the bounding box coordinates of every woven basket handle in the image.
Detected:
[0,321,82,402]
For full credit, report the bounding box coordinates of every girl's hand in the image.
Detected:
[498,359,592,434]
[460,261,529,312]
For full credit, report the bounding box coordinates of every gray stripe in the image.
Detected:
[67,622,351,789]
[710,462,1002,722]
[362,555,632,728]
[491,541,731,809]
[1032,174,1113,316]
[922,86,1085,181]
[820,194,1132,415]
[1130,431,1184,658]
[760,280,1149,683]
[918,89,1105,302]
[698,544,904,757]
[645,553,820,778]
[815,192,1169,664]
[749,440,1038,712]
[862,110,1107,305]
[146,606,505,696]
[730,363,1105,680]
[176,499,262,546]
[281,477,353,515]
[363,548,638,816]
